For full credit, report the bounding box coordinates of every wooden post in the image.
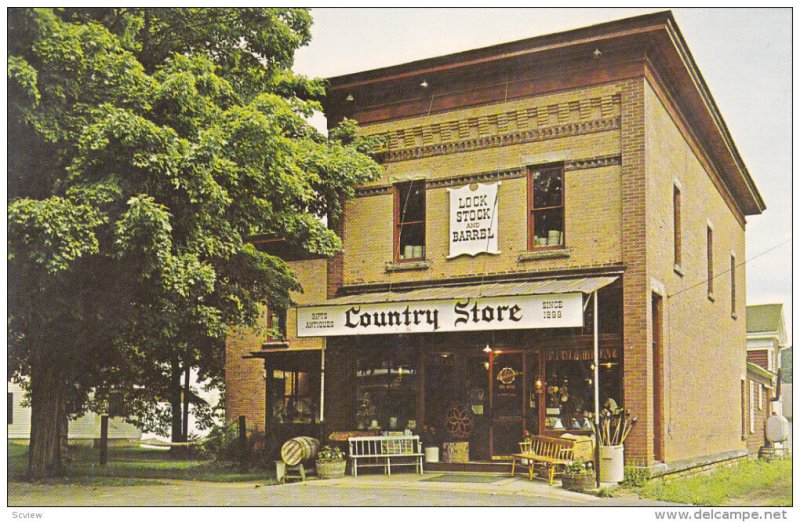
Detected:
[238,415,248,464]
[100,414,109,466]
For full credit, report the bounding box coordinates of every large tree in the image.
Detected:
[8,8,381,478]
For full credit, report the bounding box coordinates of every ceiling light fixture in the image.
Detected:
[420,80,429,88]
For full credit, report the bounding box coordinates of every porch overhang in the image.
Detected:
[296,276,618,337]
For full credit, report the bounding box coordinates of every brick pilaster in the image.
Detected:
[619,77,652,464]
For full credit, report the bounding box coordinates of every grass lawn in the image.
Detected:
[633,459,792,506]
[8,443,276,485]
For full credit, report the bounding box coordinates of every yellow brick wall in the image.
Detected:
[343,83,627,286]
[285,258,327,350]
[225,258,327,427]
[644,80,747,462]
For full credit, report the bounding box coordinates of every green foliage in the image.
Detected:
[8,7,382,475]
[623,462,651,487]
[565,457,591,475]
[316,445,345,463]
[637,459,792,506]
[8,443,274,484]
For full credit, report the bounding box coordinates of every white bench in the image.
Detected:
[347,435,424,477]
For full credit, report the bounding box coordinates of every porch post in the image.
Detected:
[593,290,600,488]
[320,347,326,423]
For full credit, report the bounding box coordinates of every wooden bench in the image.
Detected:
[347,435,424,477]
[511,435,580,485]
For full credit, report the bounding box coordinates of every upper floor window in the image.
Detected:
[730,254,737,317]
[707,225,714,299]
[673,185,682,269]
[529,166,564,250]
[394,180,426,262]
[267,304,287,341]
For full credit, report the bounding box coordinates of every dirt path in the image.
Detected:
[9,477,674,507]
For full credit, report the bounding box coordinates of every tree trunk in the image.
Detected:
[182,364,190,441]
[170,359,183,444]
[28,357,68,479]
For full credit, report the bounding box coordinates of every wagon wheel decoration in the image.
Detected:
[445,402,474,439]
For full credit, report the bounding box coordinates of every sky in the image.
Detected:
[293,7,793,344]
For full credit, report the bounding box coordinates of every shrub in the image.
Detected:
[624,462,651,487]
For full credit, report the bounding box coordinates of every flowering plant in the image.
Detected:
[316,445,345,463]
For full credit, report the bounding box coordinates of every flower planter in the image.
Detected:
[316,460,346,479]
[561,472,596,492]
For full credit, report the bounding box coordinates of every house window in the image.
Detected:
[529,166,564,249]
[271,370,317,424]
[673,185,682,268]
[749,381,755,433]
[758,384,763,410]
[266,304,287,340]
[7,393,12,425]
[707,225,714,299]
[741,379,747,440]
[730,254,736,317]
[394,180,426,261]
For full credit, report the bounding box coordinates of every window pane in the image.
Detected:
[398,181,425,223]
[357,346,418,430]
[544,358,619,431]
[532,207,564,247]
[398,222,425,259]
[533,170,563,209]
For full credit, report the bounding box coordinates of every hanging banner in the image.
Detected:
[447,182,500,258]
[297,292,583,337]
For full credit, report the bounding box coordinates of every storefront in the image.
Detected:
[228,12,765,471]
[282,276,623,461]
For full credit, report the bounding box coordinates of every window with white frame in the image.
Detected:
[749,381,755,433]
[758,384,763,410]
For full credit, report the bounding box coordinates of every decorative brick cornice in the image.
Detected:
[354,154,622,196]
[354,185,392,197]
[426,167,525,190]
[381,116,620,163]
[564,154,622,171]
[364,94,621,163]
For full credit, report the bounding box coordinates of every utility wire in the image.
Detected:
[667,238,791,299]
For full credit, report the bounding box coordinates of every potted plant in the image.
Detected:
[315,445,346,479]
[419,425,440,463]
[561,458,595,493]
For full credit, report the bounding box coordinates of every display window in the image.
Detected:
[539,349,620,433]
[355,345,418,430]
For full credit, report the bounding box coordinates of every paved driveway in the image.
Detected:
[9,473,676,507]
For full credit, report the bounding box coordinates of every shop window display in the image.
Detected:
[543,354,620,431]
[271,370,317,424]
[356,345,418,430]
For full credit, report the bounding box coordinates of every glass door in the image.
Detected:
[490,351,525,457]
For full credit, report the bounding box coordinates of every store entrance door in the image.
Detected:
[490,351,526,457]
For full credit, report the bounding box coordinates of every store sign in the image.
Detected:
[447,182,500,258]
[297,292,582,337]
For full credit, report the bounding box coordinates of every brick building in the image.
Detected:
[226,12,765,474]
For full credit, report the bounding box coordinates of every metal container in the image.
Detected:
[599,444,624,483]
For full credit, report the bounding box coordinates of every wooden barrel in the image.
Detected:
[280,436,320,466]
